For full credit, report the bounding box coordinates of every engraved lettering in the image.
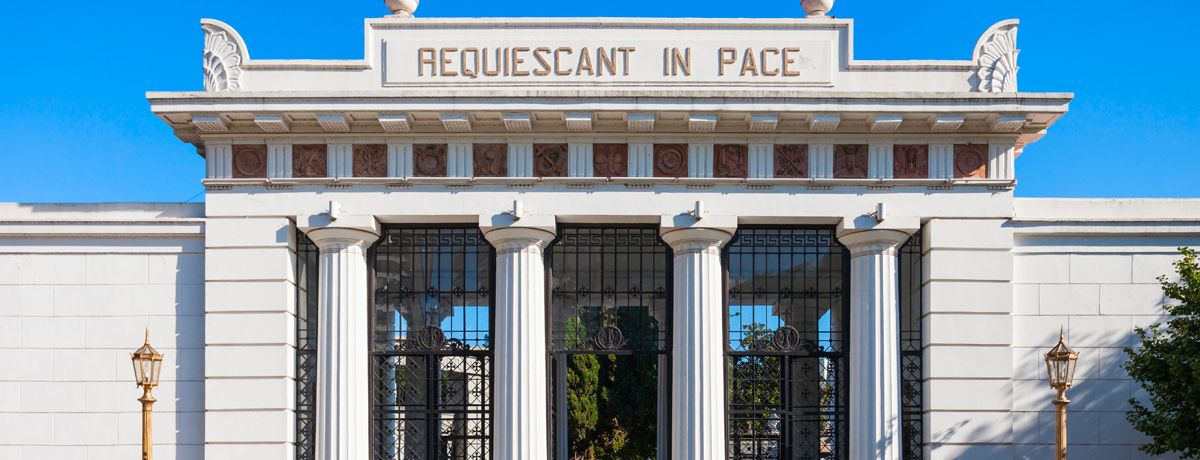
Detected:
[482,47,502,76]
[418,48,437,77]
[533,47,553,76]
[439,47,458,77]
[740,48,758,77]
[554,47,573,76]
[511,47,530,77]
[783,47,801,77]
[461,48,480,79]
[576,48,594,76]
[760,48,780,76]
[596,47,616,77]
[718,47,737,76]
[617,47,635,76]
[671,47,691,76]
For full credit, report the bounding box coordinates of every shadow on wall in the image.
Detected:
[174,246,205,460]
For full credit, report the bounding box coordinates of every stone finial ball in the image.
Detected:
[801,0,834,16]
[385,0,419,17]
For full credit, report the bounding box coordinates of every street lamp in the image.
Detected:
[1044,327,1080,460]
[131,328,164,460]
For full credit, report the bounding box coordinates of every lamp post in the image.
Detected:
[1044,327,1080,460]
[131,329,164,460]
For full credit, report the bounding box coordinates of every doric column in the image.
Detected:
[661,227,733,460]
[484,226,555,460]
[838,228,912,460]
[304,220,380,460]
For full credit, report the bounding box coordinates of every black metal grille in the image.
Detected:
[898,233,924,460]
[371,227,494,460]
[296,232,319,460]
[724,227,849,460]
[547,226,671,460]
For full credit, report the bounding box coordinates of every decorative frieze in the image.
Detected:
[412,144,447,177]
[893,145,929,179]
[714,144,748,178]
[353,144,387,178]
[317,114,351,132]
[473,144,508,177]
[533,144,568,177]
[293,144,329,178]
[833,144,868,179]
[378,114,411,133]
[774,144,808,178]
[201,141,1013,184]
[654,144,689,177]
[593,144,628,178]
[231,144,267,178]
[954,144,988,179]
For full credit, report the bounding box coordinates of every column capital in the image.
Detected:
[299,213,381,249]
[660,227,734,255]
[836,214,918,257]
[483,226,556,254]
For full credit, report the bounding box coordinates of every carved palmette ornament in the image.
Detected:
[202,22,244,92]
[975,23,1019,93]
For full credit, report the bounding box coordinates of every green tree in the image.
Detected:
[1124,247,1200,459]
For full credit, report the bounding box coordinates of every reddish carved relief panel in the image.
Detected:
[534,144,568,177]
[473,144,508,177]
[714,144,748,178]
[292,144,328,178]
[232,144,267,178]
[413,144,448,177]
[833,144,868,179]
[774,144,808,178]
[954,144,988,179]
[353,144,387,178]
[893,145,929,179]
[653,144,688,177]
[593,144,629,177]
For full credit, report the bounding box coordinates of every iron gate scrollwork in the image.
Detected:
[547,226,672,460]
[371,227,494,460]
[725,227,849,460]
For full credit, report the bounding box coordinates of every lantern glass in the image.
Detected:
[1044,331,1080,390]
[131,333,163,388]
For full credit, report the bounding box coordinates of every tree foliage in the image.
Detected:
[1124,247,1200,459]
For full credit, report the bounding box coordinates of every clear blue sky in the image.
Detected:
[1,0,1196,203]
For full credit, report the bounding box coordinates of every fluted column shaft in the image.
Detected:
[839,229,910,460]
[662,227,733,460]
[486,227,555,460]
[307,226,380,460]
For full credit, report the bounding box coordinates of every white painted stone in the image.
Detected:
[1010,347,1048,380]
[148,254,205,285]
[53,284,183,317]
[447,143,473,177]
[1073,347,1131,380]
[927,411,1012,443]
[206,378,292,410]
[205,312,293,346]
[688,143,714,178]
[0,317,18,348]
[568,143,593,177]
[925,249,1012,282]
[205,281,293,313]
[988,143,1015,180]
[1012,284,1039,315]
[1069,315,1133,348]
[1038,284,1100,315]
[1132,253,1181,283]
[747,143,773,178]
[508,143,533,177]
[0,382,19,411]
[205,410,292,443]
[925,379,1012,411]
[206,144,233,179]
[205,345,293,378]
[929,144,954,179]
[0,286,54,316]
[387,143,413,177]
[205,248,293,281]
[20,317,84,348]
[1069,254,1132,284]
[926,313,1011,345]
[204,218,292,248]
[53,413,119,445]
[924,219,1013,250]
[925,346,1012,379]
[205,443,292,460]
[83,315,203,349]
[809,144,833,178]
[84,254,149,284]
[628,143,654,177]
[868,143,893,179]
[20,381,85,412]
[1099,284,1166,316]
[0,413,53,444]
[1013,254,1069,284]
[1011,315,1068,347]
[267,144,292,178]
[327,143,353,178]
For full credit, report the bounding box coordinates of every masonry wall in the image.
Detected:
[1011,230,1189,460]
[0,204,205,460]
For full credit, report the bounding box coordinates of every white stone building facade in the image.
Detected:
[0,6,1197,460]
